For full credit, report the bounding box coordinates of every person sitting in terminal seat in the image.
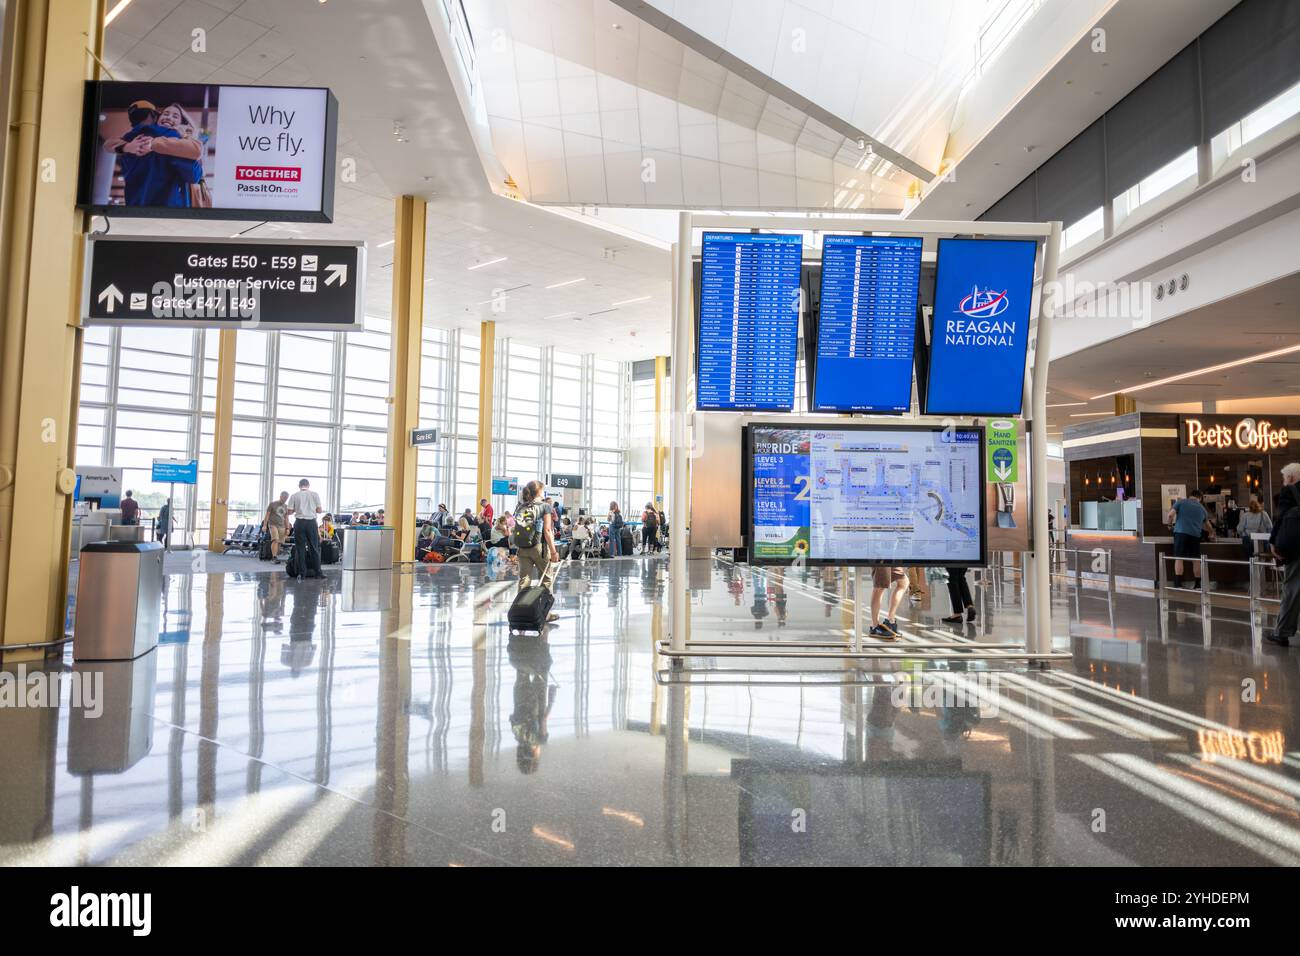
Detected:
[430,503,452,532]
[570,516,591,559]
[120,490,139,525]
[869,567,907,640]
[1168,488,1214,589]
[320,514,336,540]
[489,515,512,551]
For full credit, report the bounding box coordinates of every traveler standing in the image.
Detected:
[156,501,172,545]
[608,502,625,557]
[942,567,976,623]
[512,480,560,621]
[287,478,324,579]
[264,490,289,559]
[1167,488,1214,589]
[477,498,494,539]
[869,566,908,639]
[1265,463,1300,647]
[641,502,659,553]
[120,490,139,525]
[1236,496,1272,559]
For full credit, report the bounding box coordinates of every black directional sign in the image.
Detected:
[82,236,365,330]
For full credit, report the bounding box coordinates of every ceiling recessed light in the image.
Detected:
[545,277,585,290]
[611,295,651,306]
[104,0,134,24]
[467,256,507,271]
[376,239,394,249]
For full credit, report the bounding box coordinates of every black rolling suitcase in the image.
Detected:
[258,530,273,561]
[284,545,301,578]
[508,585,553,633]
[321,538,340,565]
[620,526,634,554]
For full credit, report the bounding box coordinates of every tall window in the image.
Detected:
[77,320,634,544]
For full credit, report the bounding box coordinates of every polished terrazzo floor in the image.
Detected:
[3,554,1299,866]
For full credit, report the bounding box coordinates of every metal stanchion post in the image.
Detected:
[1074,549,1082,594]
[1249,557,1261,646]
[1157,555,1169,643]
[1199,554,1212,646]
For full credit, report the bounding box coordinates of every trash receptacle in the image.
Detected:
[74,541,163,661]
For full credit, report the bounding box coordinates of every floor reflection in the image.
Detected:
[2,556,1298,866]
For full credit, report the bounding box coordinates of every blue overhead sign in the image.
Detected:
[152,458,198,484]
[923,237,1038,417]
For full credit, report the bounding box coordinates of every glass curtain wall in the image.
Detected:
[76,321,638,546]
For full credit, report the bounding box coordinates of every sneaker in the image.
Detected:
[885,619,901,635]
[868,624,896,640]
[941,613,964,624]
[908,594,921,606]
[1264,632,1291,647]
[546,611,560,623]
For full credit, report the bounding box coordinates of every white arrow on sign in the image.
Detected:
[324,263,348,287]
[994,461,1012,482]
[98,284,123,313]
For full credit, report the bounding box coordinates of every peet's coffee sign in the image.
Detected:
[1180,416,1290,454]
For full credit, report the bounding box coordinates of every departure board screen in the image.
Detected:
[812,235,922,412]
[696,231,803,411]
[747,422,986,566]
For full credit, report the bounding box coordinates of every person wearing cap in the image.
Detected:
[103,99,200,207]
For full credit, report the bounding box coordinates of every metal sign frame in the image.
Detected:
[80,234,366,331]
[670,213,1062,659]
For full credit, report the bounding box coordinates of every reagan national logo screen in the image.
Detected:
[925,237,1038,416]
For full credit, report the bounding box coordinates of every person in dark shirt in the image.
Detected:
[120,490,139,525]
[104,100,202,207]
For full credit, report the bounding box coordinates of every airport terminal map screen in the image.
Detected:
[748,423,985,565]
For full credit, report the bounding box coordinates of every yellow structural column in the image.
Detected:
[1114,394,1137,416]
[0,0,102,660]
[208,330,237,551]
[652,355,667,506]
[475,320,495,506]
[384,195,427,563]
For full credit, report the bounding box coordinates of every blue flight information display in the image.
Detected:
[697,231,803,411]
[924,237,1038,416]
[813,235,922,411]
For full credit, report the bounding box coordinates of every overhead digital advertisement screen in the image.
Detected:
[923,237,1038,416]
[812,234,922,412]
[696,231,803,411]
[746,422,985,566]
[77,81,338,222]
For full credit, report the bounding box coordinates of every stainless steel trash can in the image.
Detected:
[342,526,394,571]
[74,541,164,661]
